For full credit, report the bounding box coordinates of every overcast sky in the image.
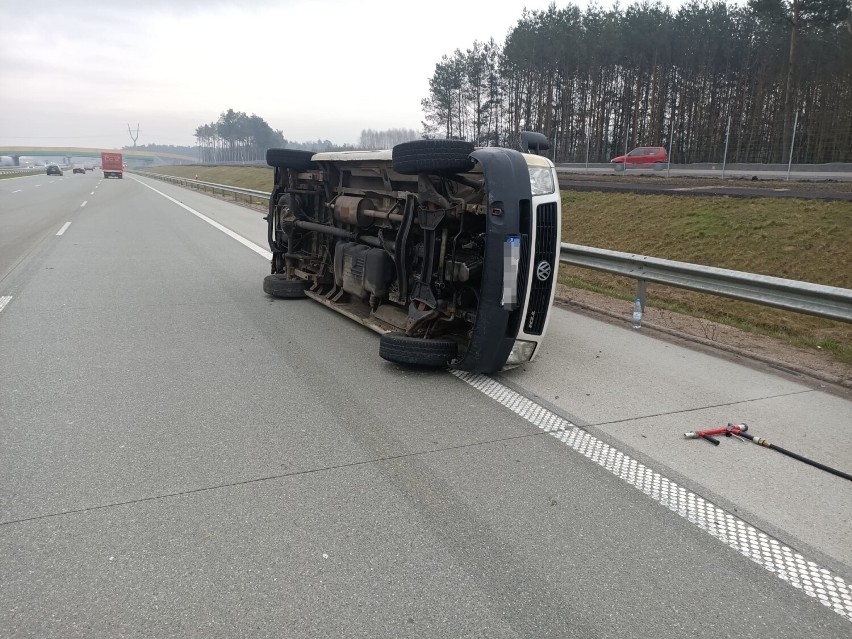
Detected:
[1,0,687,149]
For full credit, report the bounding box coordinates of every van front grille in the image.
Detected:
[523,202,558,335]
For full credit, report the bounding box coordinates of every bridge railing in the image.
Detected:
[134,171,852,324]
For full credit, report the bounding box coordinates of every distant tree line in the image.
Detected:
[421,0,852,164]
[193,110,418,161]
[357,128,420,148]
[123,143,198,158]
[194,109,288,162]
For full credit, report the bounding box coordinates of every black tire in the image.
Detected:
[379,333,458,368]
[263,274,308,299]
[266,148,317,170]
[392,140,475,175]
[613,163,625,172]
[653,162,665,171]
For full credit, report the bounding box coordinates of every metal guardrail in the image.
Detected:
[560,244,852,323]
[0,167,43,176]
[136,170,852,324]
[134,171,270,207]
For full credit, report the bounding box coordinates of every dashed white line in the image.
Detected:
[12,189,21,193]
[453,371,852,623]
[90,191,95,195]
[56,222,72,236]
[80,201,87,208]
[0,296,11,314]
[133,178,272,260]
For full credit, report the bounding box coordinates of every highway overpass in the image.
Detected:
[0,146,197,166]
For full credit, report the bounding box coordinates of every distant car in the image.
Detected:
[46,165,63,176]
[84,164,94,171]
[611,146,668,171]
[72,165,85,174]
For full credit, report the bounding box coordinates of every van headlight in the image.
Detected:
[528,167,555,195]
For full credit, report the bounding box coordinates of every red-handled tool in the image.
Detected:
[684,423,747,446]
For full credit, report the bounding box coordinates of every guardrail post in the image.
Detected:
[636,279,647,311]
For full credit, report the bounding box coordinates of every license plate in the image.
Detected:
[502,235,521,308]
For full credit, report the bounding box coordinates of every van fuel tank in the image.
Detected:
[333,242,395,301]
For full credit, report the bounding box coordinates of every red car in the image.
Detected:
[611,146,668,171]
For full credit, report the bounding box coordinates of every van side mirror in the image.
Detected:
[520,131,550,154]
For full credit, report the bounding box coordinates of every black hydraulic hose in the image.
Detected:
[737,431,852,482]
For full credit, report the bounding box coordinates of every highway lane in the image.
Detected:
[0,176,849,637]
[0,170,106,283]
[556,175,852,200]
[558,164,852,182]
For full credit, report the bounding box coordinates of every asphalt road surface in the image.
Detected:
[1,172,850,637]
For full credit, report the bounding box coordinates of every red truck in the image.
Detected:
[101,152,123,179]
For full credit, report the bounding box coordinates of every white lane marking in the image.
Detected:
[12,189,22,193]
[133,178,272,260]
[56,222,72,236]
[90,191,95,195]
[0,296,11,314]
[453,371,852,623]
[80,201,87,208]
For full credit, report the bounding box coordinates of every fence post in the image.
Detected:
[721,116,731,178]
[622,126,629,173]
[585,129,590,173]
[786,111,799,182]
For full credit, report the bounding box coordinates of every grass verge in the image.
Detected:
[561,191,852,365]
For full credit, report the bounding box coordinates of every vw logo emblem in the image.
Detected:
[536,260,551,281]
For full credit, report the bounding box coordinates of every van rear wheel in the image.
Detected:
[266,149,317,171]
[392,140,475,175]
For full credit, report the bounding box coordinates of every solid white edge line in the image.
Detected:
[56,222,72,236]
[0,296,11,314]
[452,370,852,623]
[133,177,272,260]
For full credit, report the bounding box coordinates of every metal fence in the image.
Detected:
[135,171,852,324]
